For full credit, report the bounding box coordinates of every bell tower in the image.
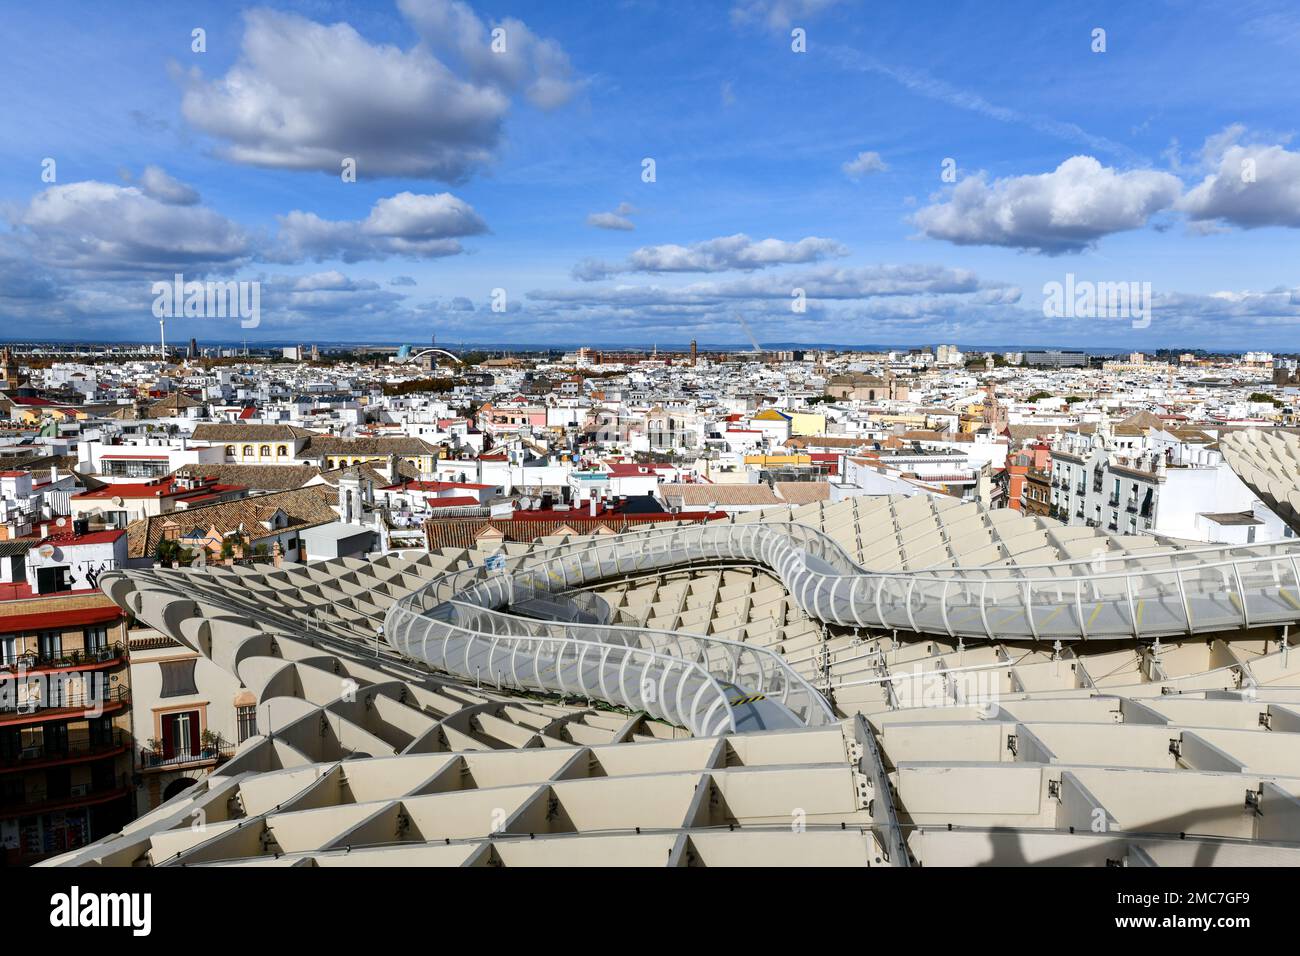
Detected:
[0,347,20,389]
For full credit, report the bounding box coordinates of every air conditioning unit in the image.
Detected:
[19,746,41,760]
[69,783,90,797]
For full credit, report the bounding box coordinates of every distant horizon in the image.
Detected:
[0,335,1286,358]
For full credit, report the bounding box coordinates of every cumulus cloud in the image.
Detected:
[1180,126,1300,228]
[389,275,418,286]
[16,181,252,273]
[178,8,512,180]
[398,0,582,110]
[136,166,200,205]
[731,0,846,31]
[272,191,488,263]
[911,156,1182,253]
[586,202,636,231]
[574,233,847,281]
[842,150,888,180]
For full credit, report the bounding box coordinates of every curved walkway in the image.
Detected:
[384,519,1300,736]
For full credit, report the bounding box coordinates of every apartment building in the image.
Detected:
[1049,430,1287,542]
[0,588,132,864]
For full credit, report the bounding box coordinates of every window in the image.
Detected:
[242,445,253,457]
[35,566,73,595]
[46,672,69,707]
[38,631,62,662]
[259,445,270,457]
[225,445,235,456]
[0,636,16,666]
[276,445,287,456]
[237,705,258,743]
[160,710,199,759]
[159,659,198,698]
[83,626,108,655]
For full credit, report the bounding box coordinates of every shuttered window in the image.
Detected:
[159,659,198,698]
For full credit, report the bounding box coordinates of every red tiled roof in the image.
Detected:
[382,480,494,492]
[38,529,126,547]
[424,496,483,509]
[72,479,244,501]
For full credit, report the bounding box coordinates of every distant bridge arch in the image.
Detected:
[407,348,463,365]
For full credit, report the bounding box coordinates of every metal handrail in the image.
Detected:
[385,599,737,737]
[385,516,1300,711]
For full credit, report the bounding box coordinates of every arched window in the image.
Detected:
[225,445,235,457]
[242,445,253,457]
[276,445,287,457]
[259,445,270,457]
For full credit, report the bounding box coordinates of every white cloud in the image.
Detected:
[537,263,1015,307]
[17,180,252,273]
[586,202,637,231]
[178,8,511,181]
[731,0,846,31]
[1180,126,1300,228]
[575,233,846,281]
[273,191,488,262]
[911,156,1182,253]
[136,166,200,205]
[842,150,888,180]
[398,0,582,110]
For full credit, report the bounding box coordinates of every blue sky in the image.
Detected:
[3,0,1300,349]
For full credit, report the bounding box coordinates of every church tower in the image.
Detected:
[0,347,20,389]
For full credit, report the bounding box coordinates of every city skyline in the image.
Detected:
[3,0,1300,348]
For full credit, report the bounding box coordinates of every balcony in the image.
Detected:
[0,686,129,724]
[0,642,126,677]
[1075,485,1085,496]
[139,732,236,773]
[1108,494,1120,507]
[1126,498,1138,513]
[0,729,129,771]
[0,772,131,818]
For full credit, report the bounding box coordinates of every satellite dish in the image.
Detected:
[519,496,532,510]
[55,517,66,527]
[111,496,124,508]
[38,545,55,559]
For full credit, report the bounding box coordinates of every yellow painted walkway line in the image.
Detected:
[1036,605,1065,630]
[1087,602,1103,628]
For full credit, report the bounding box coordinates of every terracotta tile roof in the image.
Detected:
[192,423,320,442]
[176,463,323,492]
[125,485,338,558]
[300,435,439,458]
[773,481,831,504]
[658,483,780,506]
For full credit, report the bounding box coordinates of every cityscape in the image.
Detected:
[0,0,1296,919]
